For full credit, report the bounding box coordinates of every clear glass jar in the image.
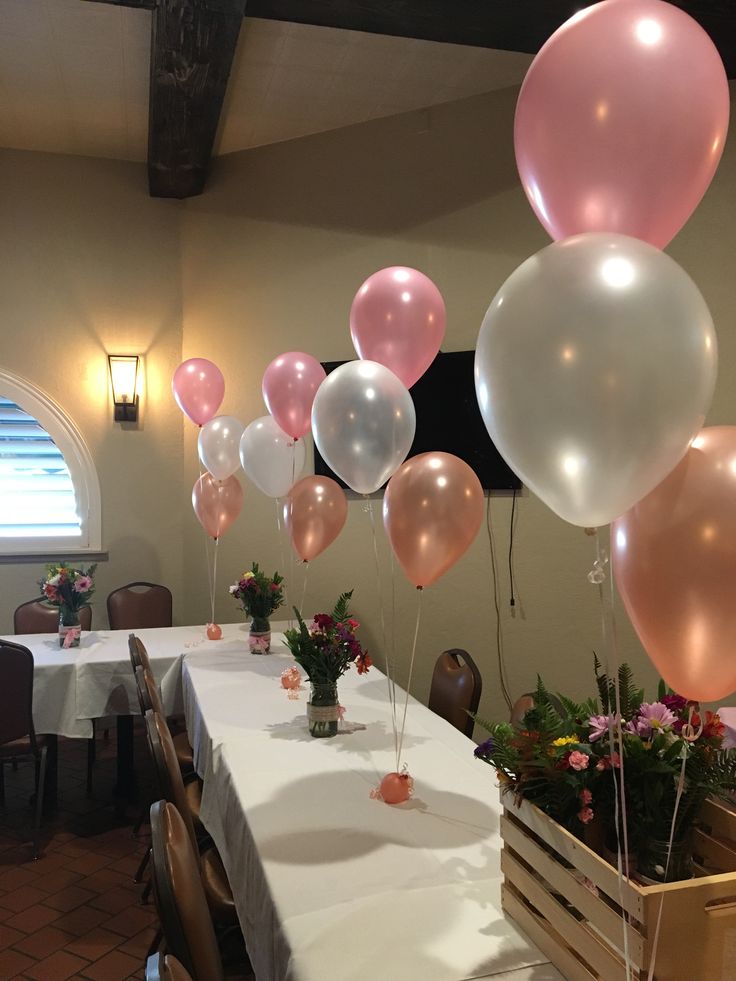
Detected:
[249,616,271,654]
[307,682,339,738]
[59,608,81,649]
[638,836,692,884]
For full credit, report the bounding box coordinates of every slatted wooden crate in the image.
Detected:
[501,797,736,980]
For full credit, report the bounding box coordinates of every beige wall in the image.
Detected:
[1,80,735,727]
[0,149,186,630]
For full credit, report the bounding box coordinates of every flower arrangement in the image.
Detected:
[474,657,736,882]
[39,563,96,617]
[284,591,372,685]
[229,563,284,630]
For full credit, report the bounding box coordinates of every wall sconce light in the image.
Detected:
[108,355,140,422]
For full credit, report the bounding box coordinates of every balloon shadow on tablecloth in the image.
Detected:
[252,768,498,863]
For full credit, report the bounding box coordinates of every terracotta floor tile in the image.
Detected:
[75,869,130,894]
[60,855,109,877]
[101,905,155,939]
[13,924,76,958]
[44,887,97,914]
[115,926,157,960]
[64,926,122,962]
[0,885,50,913]
[105,856,141,878]
[54,845,88,860]
[49,906,111,938]
[78,948,140,980]
[0,922,26,951]
[5,904,61,933]
[34,870,84,897]
[0,946,37,977]
[0,867,39,891]
[88,887,138,916]
[23,949,90,980]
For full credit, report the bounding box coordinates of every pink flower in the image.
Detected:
[43,584,58,601]
[73,575,92,593]
[628,702,677,739]
[595,751,621,771]
[347,618,360,630]
[568,751,590,771]
[578,807,594,825]
[588,713,620,743]
[580,788,593,805]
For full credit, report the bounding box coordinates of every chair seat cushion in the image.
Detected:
[0,734,50,758]
[172,731,194,773]
[200,846,237,926]
[184,777,204,837]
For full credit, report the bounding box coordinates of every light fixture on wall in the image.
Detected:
[108,355,140,422]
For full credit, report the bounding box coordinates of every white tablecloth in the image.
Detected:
[1,622,256,738]
[182,636,563,981]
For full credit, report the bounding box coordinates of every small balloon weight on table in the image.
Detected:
[172,358,225,427]
[474,233,717,528]
[350,266,446,389]
[514,0,729,248]
[206,623,222,641]
[371,768,414,806]
[280,666,302,691]
[198,416,244,482]
[284,476,347,562]
[262,352,326,441]
[192,473,244,540]
[239,415,306,498]
[230,564,284,654]
[613,426,736,703]
[283,592,372,737]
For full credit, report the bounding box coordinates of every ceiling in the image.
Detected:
[0,0,532,164]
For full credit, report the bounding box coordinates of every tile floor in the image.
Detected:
[0,724,251,980]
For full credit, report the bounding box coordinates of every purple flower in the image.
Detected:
[629,702,677,739]
[474,737,494,758]
[588,713,621,742]
[73,575,92,593]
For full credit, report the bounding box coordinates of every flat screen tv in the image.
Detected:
[314,351,521,491]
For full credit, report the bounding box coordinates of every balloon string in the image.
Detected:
[199,468,215,627]
[486,495,513,711]
[592,529,632,981]
[646,716,690,981]
[397,587,423,770]
[300,562,309,616]
[275,497,289,626]
[288,442,296,630]
[211,536,220,626]
[365,497,399,766]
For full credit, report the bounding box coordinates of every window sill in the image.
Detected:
[0,550,109,565]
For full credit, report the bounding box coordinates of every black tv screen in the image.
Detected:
[314,351,521,491]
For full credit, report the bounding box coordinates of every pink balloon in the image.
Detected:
[515,0,730,249]
[350,267,446,389]
[613,427,736,702]
[192,473,243,539]
[172,359,225,427]
[262,353,326,440]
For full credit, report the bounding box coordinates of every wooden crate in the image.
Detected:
[501,797,736,980]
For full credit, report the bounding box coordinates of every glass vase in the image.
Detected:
[59,608,81,649]
[638,836,692,884]
[249,616,271,654]
[307,682,339,738]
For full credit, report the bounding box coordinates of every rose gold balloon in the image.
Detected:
[284,476,347,562]
[192,473,243,539]
[206,623,222,640]
[613,427,736,702]
[380,772,413,805]
[383,452,484,588]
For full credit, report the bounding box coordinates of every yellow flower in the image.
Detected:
[242,571,255,579]
[552,736,579,747]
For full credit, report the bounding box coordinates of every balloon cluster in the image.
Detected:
[474,0,730,700]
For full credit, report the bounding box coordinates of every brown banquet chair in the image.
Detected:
[428,648,483,739]
[0,641,49,859]
[149,799,226,981]
[510,693,536,727]
[108,581,173,630]
[144,709,237,927]
[146,952,194,981]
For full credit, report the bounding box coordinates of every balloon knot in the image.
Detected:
[587,548,609,585]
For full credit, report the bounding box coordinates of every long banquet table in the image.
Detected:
[181,626,563,981]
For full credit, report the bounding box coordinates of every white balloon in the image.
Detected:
[198,415,244,482]
[475,233,717,527]
[312,361,416,495]
[239,416,306,498]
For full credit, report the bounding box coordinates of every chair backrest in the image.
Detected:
[108,582,173,630]
[14,599,91,634]
[142,666,165,717]
[428,649,482,738]
[145,951,194,981]
[150,800,224,981]
[134,665,152,718]
[0,642,36,747]
[129,633,152,674]
[510,693,535,727]
[144,710,198,854]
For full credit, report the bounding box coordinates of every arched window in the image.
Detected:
[0,369,101,556]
